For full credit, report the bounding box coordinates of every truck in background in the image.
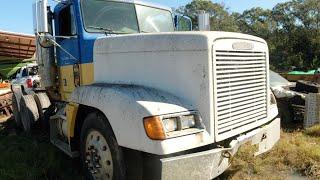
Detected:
[11,0,280,179]
[11,63,40,92]
[11,63,42,127]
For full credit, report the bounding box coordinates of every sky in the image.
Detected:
[0,0,289,34]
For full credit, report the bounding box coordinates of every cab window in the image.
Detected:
[59,5,77,36]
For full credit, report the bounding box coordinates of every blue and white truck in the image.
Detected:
[11,0,280,179]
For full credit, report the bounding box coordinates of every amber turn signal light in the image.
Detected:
[143,116,166,140]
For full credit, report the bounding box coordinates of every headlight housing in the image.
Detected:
[143,111,204,140]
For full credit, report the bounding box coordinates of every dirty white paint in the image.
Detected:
[69,31,278,155]
[69,84,212,155]
[94,32,213,139]
[160,118,280,180]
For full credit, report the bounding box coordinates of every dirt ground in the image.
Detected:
[0,118,319,180]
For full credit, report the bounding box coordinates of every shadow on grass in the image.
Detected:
[304,125,320,137]
[217,165,244,180]
[0,118,84,180]
[281,117,304,132]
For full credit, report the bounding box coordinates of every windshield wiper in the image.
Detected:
[88,26,115,34]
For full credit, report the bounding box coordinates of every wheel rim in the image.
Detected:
[85,130,113,180]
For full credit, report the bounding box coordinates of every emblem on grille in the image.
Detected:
[232,42,254,50]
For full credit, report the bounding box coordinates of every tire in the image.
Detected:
[34,92,51,122]
[20,95,39,132]
[80,112,125,180]
[12,94,22,127]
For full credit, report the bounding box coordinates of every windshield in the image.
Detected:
[81,0,174,34]
[136,5,174,33]
[82,0,139,34]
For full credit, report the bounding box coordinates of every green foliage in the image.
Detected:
[0,61,33,79]
[178,0,320,71]
[177,0,239,31]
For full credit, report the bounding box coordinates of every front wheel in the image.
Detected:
[80,112,125,180]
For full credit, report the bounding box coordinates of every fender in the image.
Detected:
[69,84,210,155]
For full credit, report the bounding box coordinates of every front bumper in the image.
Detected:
[157,118,280,180]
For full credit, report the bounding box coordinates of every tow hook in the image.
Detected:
[222,151,232,159]
[219,150,233,166]
[261,133,267,141]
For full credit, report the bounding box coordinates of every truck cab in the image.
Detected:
[53,0,180,100]
[10,0,280,179]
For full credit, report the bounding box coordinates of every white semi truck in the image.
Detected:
[11,0,280,179]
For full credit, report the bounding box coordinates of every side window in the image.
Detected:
[16,69,21,78]
[59,5,77,36]
[22,68,28,77]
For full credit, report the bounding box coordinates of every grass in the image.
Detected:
[220,124,320,180]
[0,119,319,179]
[0,120,83,180]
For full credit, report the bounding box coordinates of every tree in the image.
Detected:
[177,0,320,71]
[234,8,276,39]
[177,0,238,31]
[270,0,320,70]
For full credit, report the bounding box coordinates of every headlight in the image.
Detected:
[143,112,203,140]
[163,115,196,132]
[181,115,196,129]
[163,117,178,132]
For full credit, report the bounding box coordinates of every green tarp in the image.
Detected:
[287,70,316,75]
[0,61,35,79]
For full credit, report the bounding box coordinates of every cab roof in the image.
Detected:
[59,0,172,12]
[108,0,172,12]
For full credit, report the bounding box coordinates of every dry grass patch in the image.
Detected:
[305,125,320,137]
[220,125,320,179]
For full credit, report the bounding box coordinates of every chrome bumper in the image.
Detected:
[159,118,280,180]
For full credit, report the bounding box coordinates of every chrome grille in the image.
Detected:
[215,50,268,138]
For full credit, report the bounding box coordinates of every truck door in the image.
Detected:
[55,4,80,100]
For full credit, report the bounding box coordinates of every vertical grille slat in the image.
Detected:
[215,50,268,138]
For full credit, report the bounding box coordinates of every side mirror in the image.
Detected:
[174,15,193,31]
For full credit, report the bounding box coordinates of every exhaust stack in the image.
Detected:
[198,11,210,31]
